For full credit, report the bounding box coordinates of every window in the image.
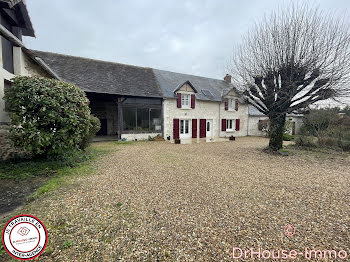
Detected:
[228,99,235,110]
[226,119,234,131]
[180,120,189,134]
[123,106,162,132]
[207,121,210,131]
[123,107,137,131]
[150,109,162,131]
[181,94,190,108]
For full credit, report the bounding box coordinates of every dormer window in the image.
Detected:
[181,94,191,108]
[175,81,197,109]
[228,99,235,110]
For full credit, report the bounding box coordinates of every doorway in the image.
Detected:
[180,119,191,138]
[206,119,213,137]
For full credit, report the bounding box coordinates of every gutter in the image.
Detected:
[33,57,62,80]
[0,23,24,47]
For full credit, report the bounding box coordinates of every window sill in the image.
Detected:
[180,107,192,110]
[225,130,235,133]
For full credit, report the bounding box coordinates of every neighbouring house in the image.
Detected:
[0,0,303,146]
[248,105,304,137]
[0,0,57,160]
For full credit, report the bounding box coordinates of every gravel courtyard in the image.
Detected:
[3,137,349,261]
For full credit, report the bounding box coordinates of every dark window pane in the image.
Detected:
[123,107,136,131]
[150,109,162,132]
[2,36,14,73]
[137,108,149,132]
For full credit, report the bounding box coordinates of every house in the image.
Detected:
[30,51,249,142]
[248,105,304,136]
[0,0,59,160]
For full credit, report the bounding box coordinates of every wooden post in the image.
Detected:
[117,97,123,140]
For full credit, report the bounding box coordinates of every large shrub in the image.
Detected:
[80,115,101,150]
[4,76,92,158]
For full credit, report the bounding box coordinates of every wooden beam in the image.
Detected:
[117,97,123,140]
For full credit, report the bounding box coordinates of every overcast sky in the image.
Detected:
[24,0,349,81]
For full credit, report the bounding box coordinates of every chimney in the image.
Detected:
[224,74,232,83]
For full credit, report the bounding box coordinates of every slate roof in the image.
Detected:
[32,51,163,98]
[248,105,303,117]
[153,69,235,102]
[0,0,35,36]
[32,50,242,101]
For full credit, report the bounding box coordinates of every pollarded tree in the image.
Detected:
[229,4,350,150]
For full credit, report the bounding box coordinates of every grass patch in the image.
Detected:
[0,141,131,205]
[0,150,92,180]
[62,240,73,249]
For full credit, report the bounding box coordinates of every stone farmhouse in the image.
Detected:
[0,0,303,145]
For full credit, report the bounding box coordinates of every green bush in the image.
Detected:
[4,76,92,158]
[295,136,317,148]
[283,133,294,141]
[80,115,100,150]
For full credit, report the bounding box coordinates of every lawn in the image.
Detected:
[1,137,349,261]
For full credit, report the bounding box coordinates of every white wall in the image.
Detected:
[0,46,51,124]
[163,98,220,140]
[219,96,249,137]
[163,96,249,141]
[248,116,269,137]
[121,133,161,141]
[248,115,304,136]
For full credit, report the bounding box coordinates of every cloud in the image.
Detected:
[24,0,350,81]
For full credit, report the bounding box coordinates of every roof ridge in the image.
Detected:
[31,49,152,70]
[152,68,229,83]
[31,49,234,84]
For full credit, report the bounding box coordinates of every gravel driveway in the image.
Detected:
[2,137,349,261]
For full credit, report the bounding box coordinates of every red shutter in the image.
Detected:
[192,119,197,138]
[221,119,226,131]
[177,93,181,108]
[173,119,179,139]
[224,98,228,110]
[236,119,240,131]
[199,119,206,138]
[191,94,195,109]
[235,100,239,111]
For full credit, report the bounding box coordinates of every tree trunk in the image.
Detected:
[268,113,286,151]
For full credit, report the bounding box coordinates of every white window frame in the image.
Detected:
[228,98,235,110]
[226,119,235,131]
[181,94,191,108]
[180,119,190,135]
[180,119,191,138]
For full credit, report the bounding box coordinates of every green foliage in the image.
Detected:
[62,240,73,249]
[4,76,92,158]
[0,149,93,179]
[80,115,101,150]
[283,133,294,141]
[298,108,350,151]
[295,136,317,148]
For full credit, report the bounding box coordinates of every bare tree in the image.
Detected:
[228,4,350,150]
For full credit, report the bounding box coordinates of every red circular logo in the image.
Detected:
[284,224,296,237]
[2,215,48,260]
